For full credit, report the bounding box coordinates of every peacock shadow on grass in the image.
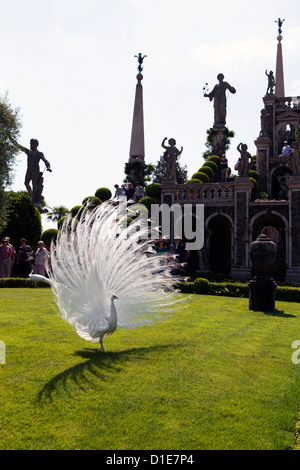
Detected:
[37,344,174,404]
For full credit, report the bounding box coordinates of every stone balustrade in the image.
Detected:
[176,182,235,202]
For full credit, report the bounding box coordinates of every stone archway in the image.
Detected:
[207,214,232,275]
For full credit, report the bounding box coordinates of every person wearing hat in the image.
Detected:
[0,237,14,278]
[17,238,34,278]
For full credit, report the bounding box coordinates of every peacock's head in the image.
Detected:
[111,294,119,301]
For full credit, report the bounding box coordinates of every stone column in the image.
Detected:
[160,181,178,242]
[230,177,253,280]
[248,234,277,312]
[286,176,300,281]
[211,128,228,157]
[255,136,272,195]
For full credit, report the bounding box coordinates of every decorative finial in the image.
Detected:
[134,53,147,73]
[275,18,285,36]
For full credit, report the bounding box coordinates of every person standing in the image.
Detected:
[32,241,50,276]
[17,238,34,278]
[220,154,228,181]
[0,238,13,278]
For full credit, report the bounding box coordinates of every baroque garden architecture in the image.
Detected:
[127,25,300,282]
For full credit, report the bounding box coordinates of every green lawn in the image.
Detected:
[0,288,300,450]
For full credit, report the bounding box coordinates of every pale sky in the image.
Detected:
[1,0,300,230]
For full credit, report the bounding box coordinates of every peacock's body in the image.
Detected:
[31,201,183,351]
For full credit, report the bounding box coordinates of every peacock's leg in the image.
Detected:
[100,339,106,353]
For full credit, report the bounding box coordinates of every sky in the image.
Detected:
[1,0,300,230]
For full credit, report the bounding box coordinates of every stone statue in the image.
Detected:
[10,137,52,211]
[275,18,285,35]
[290,138,300,175]
[134,53,147,72]
[259,109,269,137]
[161,137,183,181]
[204,73,236,128]
[265,70,275,95]
[237,142,253,177]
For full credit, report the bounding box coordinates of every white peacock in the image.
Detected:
[30,201,183,352]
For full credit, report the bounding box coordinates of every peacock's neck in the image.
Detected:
[110,297,118,326]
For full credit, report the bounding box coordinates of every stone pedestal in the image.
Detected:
[248,233,277,312]
[248,276,277,311]
[210,128,228,157]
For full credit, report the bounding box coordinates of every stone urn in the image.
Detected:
[248,233,277,311]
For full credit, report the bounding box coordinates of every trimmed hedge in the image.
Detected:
[0,278,50,288]
[185,178,201,184]
[2,277,300,302]
[175,279,300,303]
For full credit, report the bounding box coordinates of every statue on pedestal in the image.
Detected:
[237,142,253,177]
[204,73,236,128]
[10,137,52,211]
[161,137,183,181]
[265,70,275,95]
[290,138,300,176]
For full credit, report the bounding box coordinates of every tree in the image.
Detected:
[202,127,235,160]
[45,205,69,226]
[0,191,42,249]
[0,93,22,234]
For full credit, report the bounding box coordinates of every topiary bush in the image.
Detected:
[70,205,83,218]
[248,170,259,181]
[82,196,102,209]
[138,196,157,211]
[194,277,210,294]
[94,187,112,201]
[185,178,201,184]
[145,183,161,198]
[196,166,213,179]
[41,228,58,246]
[189,172,209,183]
[201,160,218,173]
[207,155,221,165]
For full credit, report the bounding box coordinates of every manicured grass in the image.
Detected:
[0,288,300,450]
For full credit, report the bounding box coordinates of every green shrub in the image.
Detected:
[70,205,82,217]
[94,187,112,201]
[276,286,300,302]
[250,177,257,194]
[248,170,259,181]
[41,228,58,246]
[145,183,161,198]
[185,178,201,184]
[194,277,210,294]
[138,197,157,211]
[189,172,209,183]
[195,167,213,179]
[207,155,221,165]
[127,204,149,219]
[0,278,50,288]
[201,161,218,173]
[82,196,102,209]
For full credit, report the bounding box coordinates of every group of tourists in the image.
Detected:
[153,236,189,276]
[0,237,50,279]
[114,182,144,202]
